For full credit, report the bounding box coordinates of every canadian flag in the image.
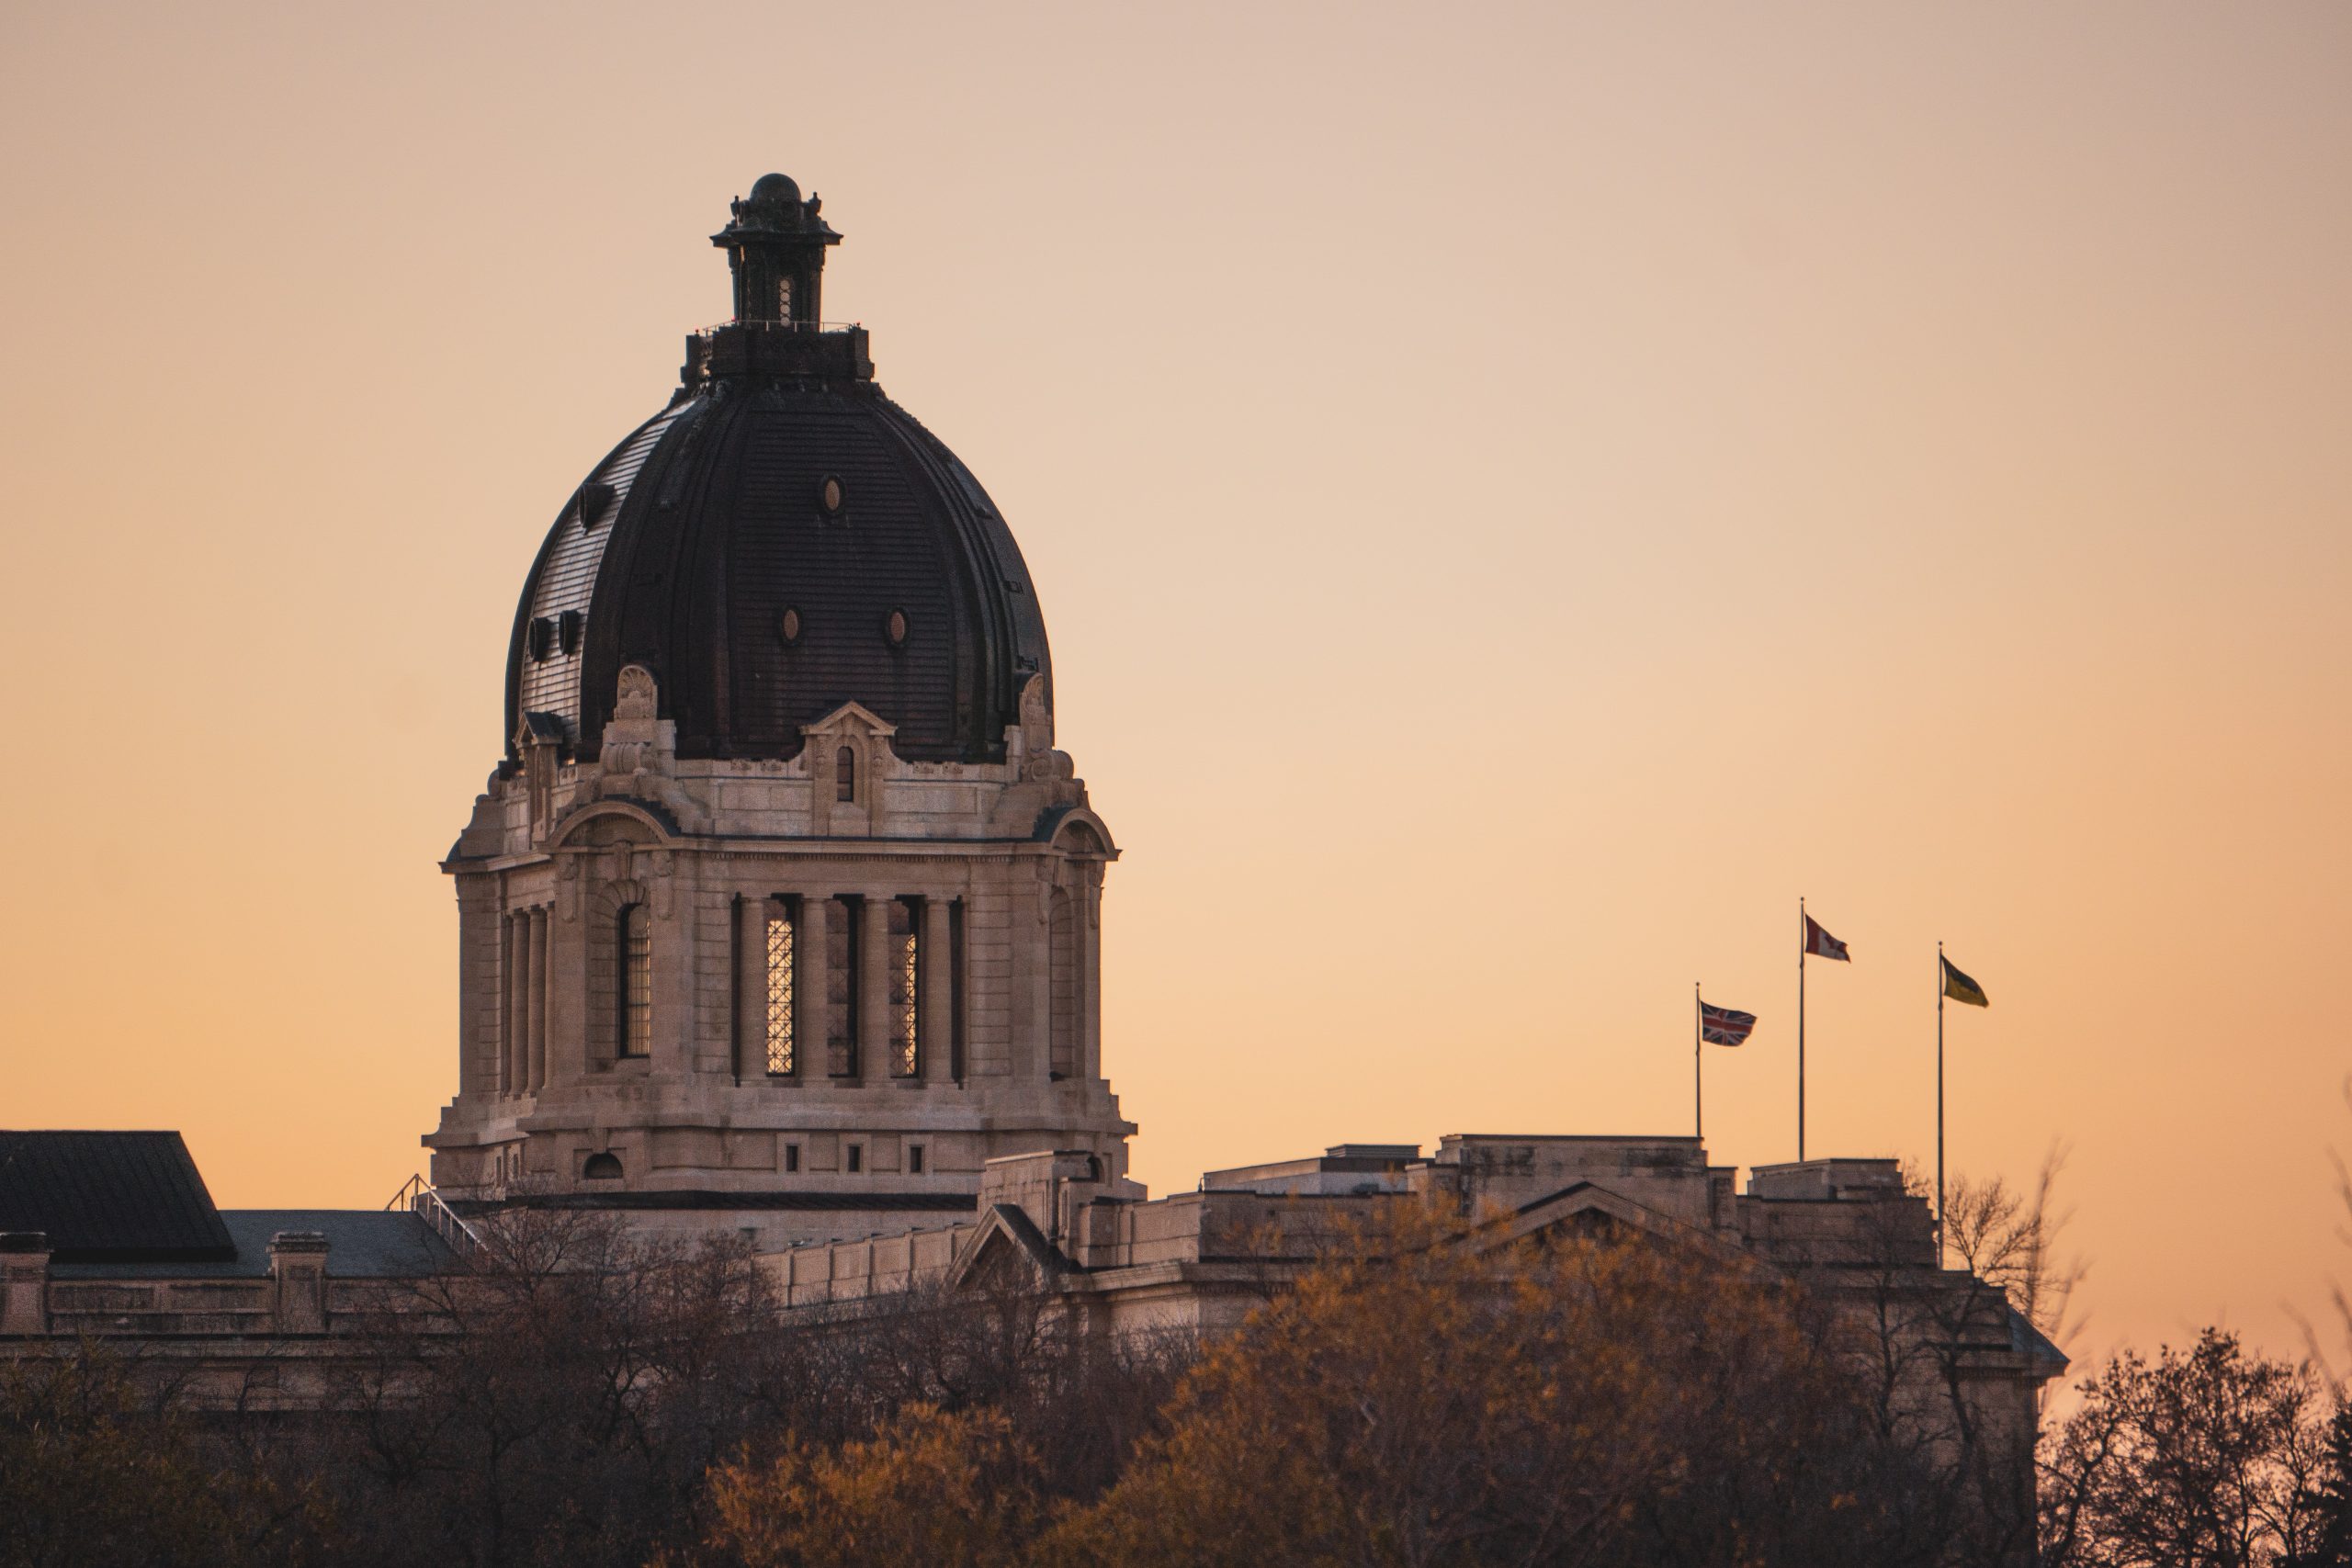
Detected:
[1803,912,1850,962]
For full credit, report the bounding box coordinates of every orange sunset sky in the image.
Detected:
[3,3,2347,1372]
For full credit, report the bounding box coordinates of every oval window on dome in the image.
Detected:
[778,606,803,647]
[818,475,846,516]
[886,608,910,648]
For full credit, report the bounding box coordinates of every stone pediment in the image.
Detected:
[1465,1182,1743,1262]
[946,1203,1069,1293]
[800,700,898,741]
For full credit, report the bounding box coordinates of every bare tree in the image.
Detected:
[1942,1142,2091,1371]
[2039,1329,2334,1568]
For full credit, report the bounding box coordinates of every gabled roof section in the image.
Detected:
[800,699,899,739]
[0,1131,236,1263]
[1466,1181,1744,1264]
[945,1203,1069,1292]
[2006,1304,2071,1376]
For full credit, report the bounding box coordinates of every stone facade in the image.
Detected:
[0,176,2064,1554]
[426,663,1135,1250]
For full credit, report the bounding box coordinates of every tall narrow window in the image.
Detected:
[888,898,919,1077]
[764,902,796,1076]
[1049,890,1079,1080]
[619,903,651,1058]
[827,896,857,1077]
[949,899,966,1083]
[835,745,855,803]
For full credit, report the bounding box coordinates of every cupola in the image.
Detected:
[503,174,1053,768]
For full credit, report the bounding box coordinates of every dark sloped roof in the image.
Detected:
[0,1131,236,1263]
[48,1211,459,1280]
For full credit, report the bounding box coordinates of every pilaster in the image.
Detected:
[859,894,891,1084]
[922,896,954,1085]
[527,908,550,1092]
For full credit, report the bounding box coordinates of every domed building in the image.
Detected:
[0,184,2060,1542]
[425,174,1134,1244]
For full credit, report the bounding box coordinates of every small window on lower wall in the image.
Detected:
[846,1144,864,1174]
[784,1143,800,1173]
[908,1144,925,1175]
[582,1152,623,1181]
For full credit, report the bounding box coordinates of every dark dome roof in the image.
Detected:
[504,178,1050,765]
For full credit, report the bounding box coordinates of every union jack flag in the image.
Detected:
[1699,1000,1758,1046]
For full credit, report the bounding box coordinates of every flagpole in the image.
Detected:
[1798,897,1807,1163]
[1693,982,1702,1142]
[1936,941,1946,1268]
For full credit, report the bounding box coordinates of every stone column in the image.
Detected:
[798,894,831,1080]
[513,911,536,1100]
[732,896,756,1082]
[922,897,954,1084]
[497,911,516,1095]
[544,862,587,1089]
[507,912,532,1097]
[458,877,502,1101]
[650,859,691,1082]
[860,894,892,1084]
[527,908,550,1093]
[268,1232,330,1334]
[0,1233,50,1336]
[1023,880,1054,1084]
[1080,874,1103,1083]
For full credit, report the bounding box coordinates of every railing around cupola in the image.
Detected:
[695,319,865,335]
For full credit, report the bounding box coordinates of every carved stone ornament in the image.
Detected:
[1018,672,1052,750]
[614,664,660,720]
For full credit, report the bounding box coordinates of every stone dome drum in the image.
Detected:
[505,176,1051,764]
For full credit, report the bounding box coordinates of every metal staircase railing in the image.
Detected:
[385,1173,484,1262]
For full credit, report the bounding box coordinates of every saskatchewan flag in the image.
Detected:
[1940,955,1989,1009]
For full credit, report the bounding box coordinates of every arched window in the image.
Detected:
[582,1152,623,1181]
[835,745,856,803]
[619,903,651,1058]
